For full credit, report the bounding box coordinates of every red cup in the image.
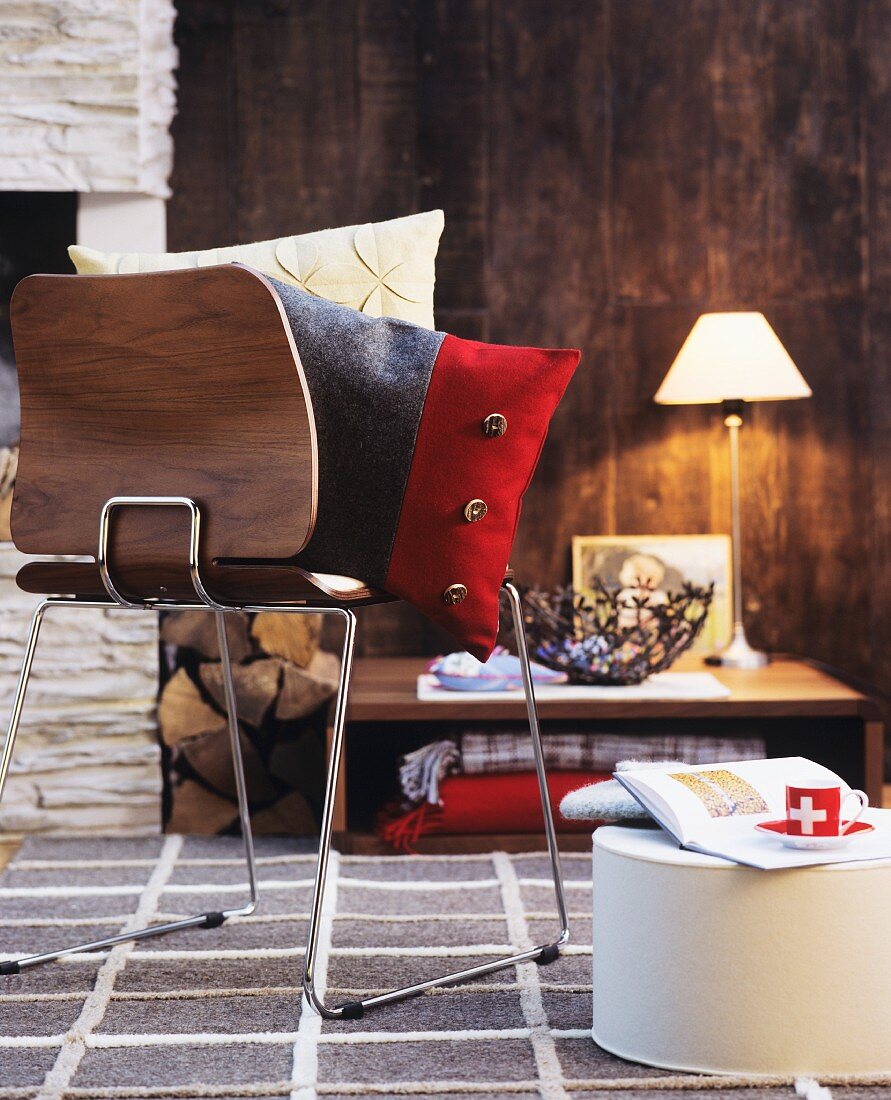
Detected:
[786,781,868,837]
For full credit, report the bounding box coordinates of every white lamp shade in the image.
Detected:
[654,312,812,405]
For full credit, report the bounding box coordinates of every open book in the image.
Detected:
[614,757,891,869]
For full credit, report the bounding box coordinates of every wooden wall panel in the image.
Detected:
[610,305,724,539]
[865,0,891,704]
[762,0,864,301]
[357,0,419,221]
[167,0,235,248]
[488,0,611,584]
[168,0,891,724]
[232,2,359,240]
[417,0,489,336]
[707,2,772,304]
[610,0,715,304]
[744,303,872,668]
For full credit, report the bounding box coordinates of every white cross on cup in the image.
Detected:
[786,781,868,837]
[788,796,827,834]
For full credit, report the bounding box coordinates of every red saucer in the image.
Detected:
[755,817,874,850]
[756,819,874,837]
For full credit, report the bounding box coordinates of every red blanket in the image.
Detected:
[378,770,609,852]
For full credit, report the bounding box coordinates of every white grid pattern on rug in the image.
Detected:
[0,837,874,1099]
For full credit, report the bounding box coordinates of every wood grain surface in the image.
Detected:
[10,264,318,602]
[345,655,881,723]
[166,1,891,742]
[341,653,885,823]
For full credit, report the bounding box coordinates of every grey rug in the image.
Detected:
[0,837,880,1099]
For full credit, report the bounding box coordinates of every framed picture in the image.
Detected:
[571,534,733,654]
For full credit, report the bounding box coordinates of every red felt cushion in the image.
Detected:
[385,335,580,659]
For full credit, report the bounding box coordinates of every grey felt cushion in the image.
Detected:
[270,277,445,585]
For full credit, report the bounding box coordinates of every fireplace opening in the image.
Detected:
[0,191,77,448]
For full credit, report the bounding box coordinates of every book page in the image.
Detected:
[617,756,843,847]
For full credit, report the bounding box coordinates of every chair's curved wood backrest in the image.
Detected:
[10,264,317,601]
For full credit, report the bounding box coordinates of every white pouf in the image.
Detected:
[592,818,891,1076]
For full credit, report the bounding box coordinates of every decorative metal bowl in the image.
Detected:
[520,579,714,686]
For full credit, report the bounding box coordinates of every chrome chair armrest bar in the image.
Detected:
[98,495,229,611]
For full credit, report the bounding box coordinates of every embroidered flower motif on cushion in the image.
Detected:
[275,223,432,316]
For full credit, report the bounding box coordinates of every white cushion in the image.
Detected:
[69,209,444,329]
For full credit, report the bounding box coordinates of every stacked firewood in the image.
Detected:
[159,610,340,835]
[0,445,16,541]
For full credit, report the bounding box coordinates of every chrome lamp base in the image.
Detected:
[705,623,769,670]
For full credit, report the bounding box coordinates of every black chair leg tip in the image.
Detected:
[338,1000,365,1020]
[202,912,227,929]
[0,961,21,976]
[535,944,560,966]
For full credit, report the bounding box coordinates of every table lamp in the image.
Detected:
[654,312,811,668]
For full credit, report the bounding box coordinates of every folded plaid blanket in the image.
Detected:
[399,732,765,805]
[461,732,765,775]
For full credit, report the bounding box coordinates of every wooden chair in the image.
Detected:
[0,264,569,1018]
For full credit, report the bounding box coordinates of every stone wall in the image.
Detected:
[0,0,177,195]
[0,543,161,834]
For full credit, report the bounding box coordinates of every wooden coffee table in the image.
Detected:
[333,655,885,853]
